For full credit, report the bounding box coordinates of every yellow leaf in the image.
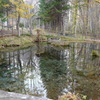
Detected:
[16,8,24,13]
[8,14,17,18]
[9,0,34,19]
[3,4,10,7]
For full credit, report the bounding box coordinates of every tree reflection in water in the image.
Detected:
[0,43,100,100]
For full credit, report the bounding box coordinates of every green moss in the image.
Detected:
[0,43,34,53]
[21,34,31,36]
[51,43,60,47]
[91,50,100,57]
[0,35,36,52]
[0,34,49,52]
[45,35,60,39]
[0,34,100,52]
[48,40,70,47]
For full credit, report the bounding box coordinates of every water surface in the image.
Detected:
[0,43,100,100]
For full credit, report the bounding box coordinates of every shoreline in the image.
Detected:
[0,34,100,52]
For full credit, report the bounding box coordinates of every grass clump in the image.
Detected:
[0,35,35,52]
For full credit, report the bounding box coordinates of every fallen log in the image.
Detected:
[2,44,20,47]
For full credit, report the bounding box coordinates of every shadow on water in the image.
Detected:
[0,43,100,100]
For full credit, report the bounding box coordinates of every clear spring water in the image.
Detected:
[0,43,100,100]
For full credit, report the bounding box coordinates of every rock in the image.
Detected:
[0,90,52,100]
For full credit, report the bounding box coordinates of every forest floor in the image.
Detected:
[0,29,100,52]
[0,29,18,36]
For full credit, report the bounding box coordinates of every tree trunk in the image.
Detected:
[6,11,9,30]
[85,0,89,37]
[12,17,14,34]
[16,14,20,36]
[22,27,23,34]
[29,17,33,35]
[72,0,78,36]
[2,21,4,30]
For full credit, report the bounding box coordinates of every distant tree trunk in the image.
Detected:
[6,10,9,30]
[85,0,89,37]
[36,30,40,42]
[72,0,78,36]
[12,17,14,34]
[29,17,33,35]
[16,14,20,36]
[28,0,34,35]
[22,27,23,34]
[1,21,4,30]
[50,13,63,33]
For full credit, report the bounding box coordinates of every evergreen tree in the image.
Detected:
[39,0,70,32]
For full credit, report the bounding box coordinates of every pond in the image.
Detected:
[0,43,100,100]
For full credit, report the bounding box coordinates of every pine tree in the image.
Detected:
[39,0,70,32]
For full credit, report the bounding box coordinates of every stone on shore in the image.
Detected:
[0,90,52,100]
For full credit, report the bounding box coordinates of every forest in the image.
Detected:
[0,0,100,37]
[0,0,100,100]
